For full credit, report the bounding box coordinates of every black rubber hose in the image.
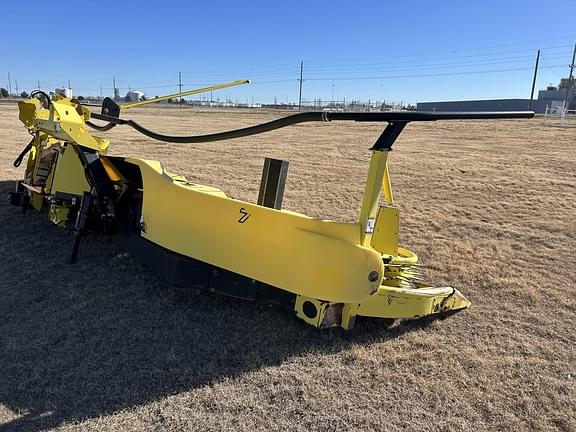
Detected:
[30,90,52,108]
[86,120,117,132]
[13,136,36,168]
[126,112,323,143]
[89,110,534,144]
[69,98,117,132]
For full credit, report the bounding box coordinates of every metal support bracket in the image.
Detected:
[257,158,289,210]
[68,191,92,264]
[370,121,408,151]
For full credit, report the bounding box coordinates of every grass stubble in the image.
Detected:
[0,102,574,431]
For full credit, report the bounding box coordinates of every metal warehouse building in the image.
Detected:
[416,98,544,112]
[417,77,575,113]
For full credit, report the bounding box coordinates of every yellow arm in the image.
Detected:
[119,79,250,110]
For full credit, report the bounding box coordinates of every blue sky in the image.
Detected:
[2,1,575,104]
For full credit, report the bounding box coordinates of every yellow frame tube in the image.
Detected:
[120,79,250,110]
[358,150,392,246]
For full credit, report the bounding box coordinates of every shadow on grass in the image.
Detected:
[0,180,437,432]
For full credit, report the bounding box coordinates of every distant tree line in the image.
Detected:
[0,89,32,98]
[0,89,89,99]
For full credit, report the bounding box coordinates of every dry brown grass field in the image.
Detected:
[0,101,574,431]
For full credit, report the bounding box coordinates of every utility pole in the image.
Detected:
[331,81,335,104]
[37,80,41,90]
[99,85,103,99]
[298,61,303,111]
[68,80,71,93]
[7,72,12,96]
[178,72,182,106]
[529,49,540,110]
[113,77,117,100]
[569,43,576,81]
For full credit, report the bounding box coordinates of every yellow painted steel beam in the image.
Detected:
[358,285,471,319]
[19,98,110,153]
[382,163,394,204]
[119,79,250,110]
[358,150,390,247]
[127,157,384,305]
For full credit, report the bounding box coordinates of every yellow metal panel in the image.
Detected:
[50,145,91,196]
[370,206,399,257]
[341,303,359,330]
[18,99,41,128]
[128,158,384,304]
[31,100,109,152]
[358,285,471,319]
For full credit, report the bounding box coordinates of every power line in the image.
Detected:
[120,46,573,86]
[173,45,571,80]
[9,40,574,102]
[304,64,566,82]
[304,46,572,72]
[70,54,568,91]
[13,43,574,95]
[540,54,563,79]
[301,38,576,66]
[305,53,569,75]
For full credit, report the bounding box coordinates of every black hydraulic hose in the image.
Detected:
[86,120,117,132]
[89,110,534,144]
[30,90,52,108]
[13,136,36,167]
[97,112,327,143]
[72,99,117,131]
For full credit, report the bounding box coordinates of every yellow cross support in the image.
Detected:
[358,149,393,247]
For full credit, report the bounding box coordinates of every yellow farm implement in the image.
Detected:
[8,81,534,329]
